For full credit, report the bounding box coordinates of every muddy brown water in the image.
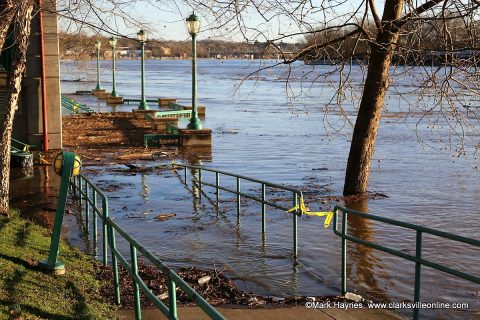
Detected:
[18,60,479,318]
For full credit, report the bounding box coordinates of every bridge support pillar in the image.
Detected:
[13,0,62,149]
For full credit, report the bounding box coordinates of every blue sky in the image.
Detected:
[58,0,381,43]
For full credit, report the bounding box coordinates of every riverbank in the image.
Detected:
[0,209,117,319]
[9,171,404,320]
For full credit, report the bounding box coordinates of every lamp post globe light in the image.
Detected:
[137,29,149,110]
[109,36,119,97]
[186,12,202,130]
[94,40,102,90]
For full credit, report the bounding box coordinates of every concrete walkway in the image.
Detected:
[119,306,405,320]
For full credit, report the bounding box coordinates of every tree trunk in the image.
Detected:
[0,1,34,216]
[343,0,404,195]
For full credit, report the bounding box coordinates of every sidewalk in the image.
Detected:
[119,305,405,320]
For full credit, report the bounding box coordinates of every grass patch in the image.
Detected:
[0,209,117,320]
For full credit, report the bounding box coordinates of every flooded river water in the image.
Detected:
[58,59,479,318]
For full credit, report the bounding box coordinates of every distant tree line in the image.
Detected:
[304,16,480,65]
[59,32,302,59]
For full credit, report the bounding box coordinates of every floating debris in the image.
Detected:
[155,213,176,221]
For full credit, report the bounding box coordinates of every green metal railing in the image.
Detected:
[61,95,94,113]
[69,162,479,320]
[155,110,192,118]
[170,163,303,257]
[71,174,109,265]
[332,206,480,320]
[124,98,158,105]
[69,173,225,320]
[169,163,480,319]
[11,138,31,153]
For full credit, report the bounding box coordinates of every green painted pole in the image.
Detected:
[131,244,142,320]
[215,172,220,205]
[236,177,240,221]
[341,211,348,295]
[109,224,121,305]
[198,169,202,201]
[261,184,266,235]
[102,196,109,265]
[293,193,298,258]
[85,180,89,233]
[187,32,202,129]
[413,230,422,320]
[93,190,98,254]
[39,151,76,273]
[139,41,148,110]
[168,277,178,319]
[111,45,119,97]
[95,46,102,90]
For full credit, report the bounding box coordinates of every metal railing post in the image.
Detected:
[79,176,83,206]
[72,175,77,196]
[341,210,347,295]
[198,169,202,201]
[293,193,298,258]
[215,172,220,205]
[93,190,98,254]
[109,223,121,305]
[131,244,142,320]
[168,277,178,319]
[261,184,266,235]
[102,196,109,265]
[85,180,89,233]
[236,177,240,222]
[413,230,422,320]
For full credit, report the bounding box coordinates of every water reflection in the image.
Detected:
[345,197,388,302]
[140,174,150,202]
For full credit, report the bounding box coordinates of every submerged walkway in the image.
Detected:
[119,306,404,320]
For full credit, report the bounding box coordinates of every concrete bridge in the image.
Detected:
[1,1,62,150]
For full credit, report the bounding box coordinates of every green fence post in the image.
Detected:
[293,193,298,258]
[215,172,220,205]
[85,180,89,233]
[168,277,178,319]
[72,175,77,197]
[108,223,121,305]
[413,230,422,320]
[236,177,240,222]
[38,151,77,274]
[131,244,142,320]
[102,196,109,265]
[93,190,98,254]
[341,210,348,295]
[198,169,202,201]
[261,184,266,235]
[78,175,83,207]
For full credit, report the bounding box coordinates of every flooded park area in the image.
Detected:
[33,59,479,318]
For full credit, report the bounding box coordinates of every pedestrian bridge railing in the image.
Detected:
[69,163,480,320]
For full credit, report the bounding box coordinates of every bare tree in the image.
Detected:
[0,0,35,216]
[190,0,480,195]
[0,0,164,216]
